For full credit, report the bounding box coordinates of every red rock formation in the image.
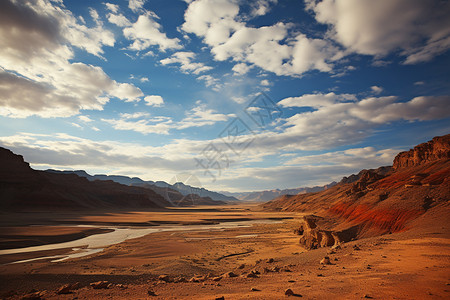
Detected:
[393,134,450,169]
[264,134,450,243]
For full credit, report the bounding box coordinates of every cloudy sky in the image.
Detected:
[0,0,449,192]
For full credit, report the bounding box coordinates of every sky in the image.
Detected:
[0,0,449,193]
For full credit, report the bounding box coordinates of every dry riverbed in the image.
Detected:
[0,205,449,299]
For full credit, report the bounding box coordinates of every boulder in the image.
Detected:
[56,283,80,294]
[90,281,109,289]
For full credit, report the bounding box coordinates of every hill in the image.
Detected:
[262,134,450,247]
[0,147,171,210]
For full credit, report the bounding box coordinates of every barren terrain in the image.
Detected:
[0,204,449,300]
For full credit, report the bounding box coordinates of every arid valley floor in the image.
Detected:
[1,204,449,300]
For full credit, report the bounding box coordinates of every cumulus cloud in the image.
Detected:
[105,3,119,14]
[222,91,450,155]
[370,86,383,94]
[348,95,450,123]
[286,146,398,168]
[182,0,450,76]
[269,93,450,151]
[144,95,164,107]
[178,104,235,129]
[102,113,173,135]
[197,74,220,89]
[123,12,182,51]
[182,0,344,77]
[0,0,144,118]
[260,79,270,86]
[160,52,212,74]
[78,115,93,123]
[248,0,278,17]
[307,0,450,64]
[129,0,146,13]
[232,63,252,75]
[279,92,356,108]
[107,12,132,27]
[101,102,234,134]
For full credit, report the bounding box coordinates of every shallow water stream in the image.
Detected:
[0,219,280,263]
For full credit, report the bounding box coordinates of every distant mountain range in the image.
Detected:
[45,170,238,203]
[221,182,337,202]
[0,147,229,210]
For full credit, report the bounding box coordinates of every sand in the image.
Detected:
[0,205,449,299]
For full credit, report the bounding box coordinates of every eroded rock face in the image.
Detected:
[296,216,357,249]
[393,134,450,169]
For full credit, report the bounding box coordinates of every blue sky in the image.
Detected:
[0,0,449,192]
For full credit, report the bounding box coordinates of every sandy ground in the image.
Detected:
[0,205,449,299]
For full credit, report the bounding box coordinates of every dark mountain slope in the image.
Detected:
[0,147,170,210]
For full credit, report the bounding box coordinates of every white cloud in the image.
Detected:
[160,52,212,74]
[140,77,149,82]
[248,0,278,17]
[78,115,93,123]
[107,13,132,27]
[129,0,146,12]
[123,13,182,51]
[221,91,450,154]
[182,0,344,76]
[260,79,270,86]
[370,85,383,94]
[89,8,101,25]
[348,95,450,123]
[231,96,246,104]
[102,113,173,135]
[286,146,397,168]
[279,92,356,108]
[110,82,144,102]
[71,122,82,129]
[144,95,164,107]
[178,104,235,129]
[308,0,450,64]
[232,63,251,75]
[120,112,150,119]
[105,3,119,13]
[197,74,220,89]
[0,0,144,118]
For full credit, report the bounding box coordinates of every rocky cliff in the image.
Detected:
[393,134,450,169]
[263,134,450,245]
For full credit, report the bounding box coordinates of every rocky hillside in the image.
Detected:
[393,134,450,169]
[0,147,171,210]
[262,134,450,246]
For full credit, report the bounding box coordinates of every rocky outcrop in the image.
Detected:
[295,216,356,249]
[340,166,392,185]
[393,134,450,169]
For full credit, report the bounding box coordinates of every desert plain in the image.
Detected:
[0,204,449,300]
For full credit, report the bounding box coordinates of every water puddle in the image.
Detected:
[0,219,280,263]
